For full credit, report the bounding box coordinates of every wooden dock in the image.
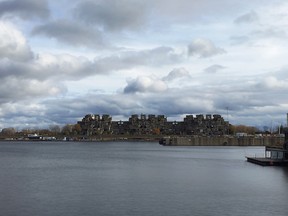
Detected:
[246,157,288,166]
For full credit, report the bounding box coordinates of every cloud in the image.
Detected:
[0,102,52,129]
[204,64,226,73]
[124,76,167,94]
[256,76,288,90]
[162,68,190,81]
[0,0,49,20]
[74,0,149,31]
[230,36,250,45]
[32,19,105,48]
[48,46,182,78]
[251,27,287,39]
[188,38,226,58]
[33,47,177,79]
[36,90,215,127]
[0,77,66,104]
[0,22,33,61]
[0,45,182,82]
[0,54,93,81]
[151,0,263,25]
[1,0,288,129]
[234,11,259,24]
[0,44,183,109]
[1,71,288,129]
[94,46,183,71]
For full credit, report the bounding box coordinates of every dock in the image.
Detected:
[246,157,288,166]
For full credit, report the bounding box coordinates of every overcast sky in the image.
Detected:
[1,0,288,130]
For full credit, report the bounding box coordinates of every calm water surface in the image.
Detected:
[0,141,287,216]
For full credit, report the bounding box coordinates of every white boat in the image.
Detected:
[27,134,42,140]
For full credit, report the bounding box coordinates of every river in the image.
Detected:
[0,141,287,216]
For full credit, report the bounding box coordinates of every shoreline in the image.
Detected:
[0,135,285,147]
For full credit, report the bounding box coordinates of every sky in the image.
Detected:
[1,0,288,130]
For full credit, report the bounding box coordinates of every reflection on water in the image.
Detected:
[0,141,287,216]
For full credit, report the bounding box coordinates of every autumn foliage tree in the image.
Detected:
[0,128,16,136]
[152,128,161,135]
[62,124,82,136]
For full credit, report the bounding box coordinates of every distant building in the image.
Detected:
[77,113,229,136]
[77,114,112,136]
[235,132,248,137]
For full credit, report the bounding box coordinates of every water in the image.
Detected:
[0,141,287,216]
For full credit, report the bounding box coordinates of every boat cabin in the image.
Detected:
[265,146,288,160]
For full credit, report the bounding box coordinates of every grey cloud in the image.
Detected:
[146,96,213,116]
[37,91,210,127]
[251,27,287,39]
[43,86,219,123]
[0,102,57,129]
[162,68,190,81]
[72,0,268,34]
[41,94,147,125]
[0,54,96,81]
[253,76,288,90]
[0,46,182,84]
[95,46,182,72]
[0,44,33,62]
[32,19,105,48]
[74,0,149,31]
[234,11,259,24]
[0,40,33,61]
[124,76,167,94]
[274,67,288,80]
[230,27,287,46]
[34,47,183,79]
[0,0,49,20]
[213,94,269,113]
[230,35,250,45]
[211,76,288,114]
[0,60,30,79]
[188,38,226,58]
[204,64,226,73]
[152,0,263,25]
[0,77,66,104]
[2,72,288,128]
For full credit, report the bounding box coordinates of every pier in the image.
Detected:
[246,156,288,166]
[246,130,288,166]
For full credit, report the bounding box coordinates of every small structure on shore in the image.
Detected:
[27,133,42,140]
[27,134,56,141]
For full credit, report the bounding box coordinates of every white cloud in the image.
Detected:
[204,64,226,73]
[188,38,226,58]
[124,76,167,94]
[260,76,288,89]
[162,68,190,81]
[0,22,33,61]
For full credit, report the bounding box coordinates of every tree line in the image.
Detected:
[0,123,284,139]
[0,124,82,138]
